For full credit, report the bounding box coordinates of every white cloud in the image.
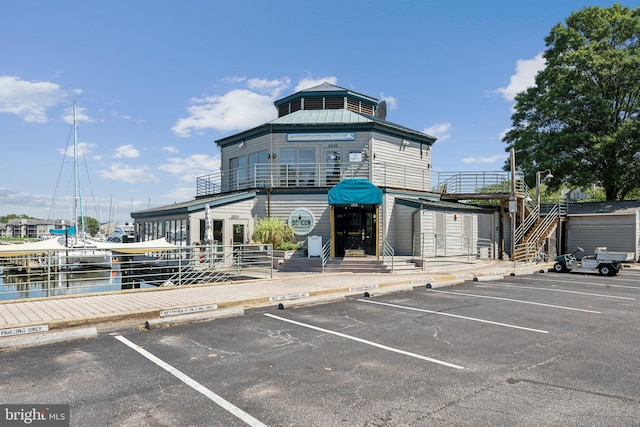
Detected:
[423,122,452,142]
[99,164,159,183]
[462,154,509,164]
[0,188,51,209]
[172,89,277,137]
[162,146,179,154]
[247,77,290,98]
[58,142,96,157]
[496,52,546,101]
[0,75,66,123]
[294,76,338,92]
[62,105,95,124]
[380,93,398,110]
[113,144,140,159]
[172,76,347,137]
[162,186,196,201]
[158,154,220,182]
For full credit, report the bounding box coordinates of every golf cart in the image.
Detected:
[553,247,632,276]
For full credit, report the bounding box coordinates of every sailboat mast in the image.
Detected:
[73,102,79,244]
[72,101,86,244]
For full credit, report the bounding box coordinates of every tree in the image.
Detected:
[78,216,100,236]
[503,5,640,200]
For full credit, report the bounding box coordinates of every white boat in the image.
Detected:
[106,223,135,243]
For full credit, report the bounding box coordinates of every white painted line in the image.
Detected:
[534,277,640,290]
[479,283,635,300]
[114,335,267,427]
[428,290,601,314]
[264,313,465,370]
[357,299,548,334]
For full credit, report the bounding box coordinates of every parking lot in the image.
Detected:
[1,269,639,426]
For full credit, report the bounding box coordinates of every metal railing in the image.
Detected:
[196,161,436,196]
[382,240,394,272]
[412,233,495,261]
[430,171,527,194]
[0,243,273,300]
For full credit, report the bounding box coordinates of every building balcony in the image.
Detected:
[195,163,524,199]
[196,161,435,197]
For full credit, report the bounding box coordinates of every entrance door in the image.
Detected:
[232,223,245,245]
[334,206,376,257]
[324,149,341,186]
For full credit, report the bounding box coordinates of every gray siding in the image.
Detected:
[191,198,256,245]
[394,203,416,255]
[567,214,637,259]
[371,133,431,191]
[253,193,330,246]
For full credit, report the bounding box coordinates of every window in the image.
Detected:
[280,148,315,186]
[229,156,247,190]
[248,150,268,187]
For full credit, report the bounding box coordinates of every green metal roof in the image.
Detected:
[269,109,373,125]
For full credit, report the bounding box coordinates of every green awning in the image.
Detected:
[328,179,382,205]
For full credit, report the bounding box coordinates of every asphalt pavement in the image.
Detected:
[0,259,556,349]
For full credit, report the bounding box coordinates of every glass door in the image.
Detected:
[324,149,341,186]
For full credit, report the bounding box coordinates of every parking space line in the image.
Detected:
[113,335,268,427]
[534,277,640,290]
[428,290,601,314]
[356,299,548,334]
[479,283,636,300]
[264,313,465,370]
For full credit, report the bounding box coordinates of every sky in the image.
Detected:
[2,0,638,224]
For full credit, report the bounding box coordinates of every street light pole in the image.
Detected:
[536,169,553,211]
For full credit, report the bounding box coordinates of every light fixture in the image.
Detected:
[535,169,553,208]
[401,140,410,146]
[238,141,245,148]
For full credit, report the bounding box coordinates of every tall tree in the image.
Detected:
[78,216,100,236]
[504,4,640,200]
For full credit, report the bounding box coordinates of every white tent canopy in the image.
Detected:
[0,238,67,257]
[92,238,179,254]
[0,237,179,257]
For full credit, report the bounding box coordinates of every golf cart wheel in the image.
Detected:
[598,264,615,276]
[553,262,566,273]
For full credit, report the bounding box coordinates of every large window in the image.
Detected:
[229,156,247,190]
[248,150,269,187]
[280,148,315,186]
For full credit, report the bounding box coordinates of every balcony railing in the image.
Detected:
[430,171,526,194]
[196,161,433,197]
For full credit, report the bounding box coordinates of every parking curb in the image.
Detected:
[0,327,98,350]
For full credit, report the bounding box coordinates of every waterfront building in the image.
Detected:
[131,83,499,261]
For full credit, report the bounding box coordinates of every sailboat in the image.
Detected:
[55,102,112,268]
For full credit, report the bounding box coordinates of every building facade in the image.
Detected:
[132,83,498,259]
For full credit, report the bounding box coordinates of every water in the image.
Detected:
[0,268,155,301]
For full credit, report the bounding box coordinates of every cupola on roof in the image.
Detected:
[274,82,380,118]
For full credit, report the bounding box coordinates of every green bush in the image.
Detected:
[252,217,295,248]
[276,241,301,251]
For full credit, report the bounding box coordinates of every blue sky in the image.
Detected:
[2,1,637,223]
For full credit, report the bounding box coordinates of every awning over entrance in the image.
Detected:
[328,179,382,205]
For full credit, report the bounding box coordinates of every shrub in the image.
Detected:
[252,217,295,248]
